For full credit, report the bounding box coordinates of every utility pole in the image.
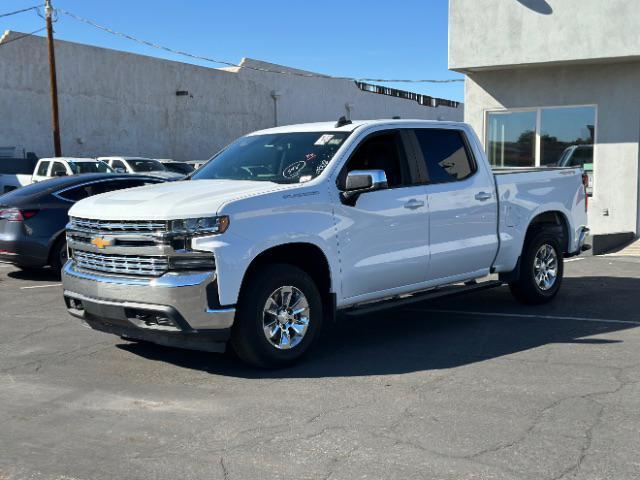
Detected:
[45,0,62,156]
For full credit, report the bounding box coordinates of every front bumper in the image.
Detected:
[62,261,235,352]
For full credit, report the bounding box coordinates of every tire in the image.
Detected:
[509,227,564,305]
[231,263,323,368]
[50,237,68,277]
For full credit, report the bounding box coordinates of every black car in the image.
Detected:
[0,174,165,275]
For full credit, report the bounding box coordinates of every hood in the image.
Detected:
[69,179,292,220]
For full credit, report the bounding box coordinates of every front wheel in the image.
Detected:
[509,228,564,305]
[231,264,323,368]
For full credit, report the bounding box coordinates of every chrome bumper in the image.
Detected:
[62,260,235,333]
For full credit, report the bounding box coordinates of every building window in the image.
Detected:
[487,110,536,167]
[486,106,596,195]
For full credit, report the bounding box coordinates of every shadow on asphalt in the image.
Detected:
[117,276,640,378]
[8,268,60,282]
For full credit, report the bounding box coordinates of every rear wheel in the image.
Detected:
[50,237,68,277]
[231,264,323,368]
[509,227,564,305]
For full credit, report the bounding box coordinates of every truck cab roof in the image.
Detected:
[247,119,467,136]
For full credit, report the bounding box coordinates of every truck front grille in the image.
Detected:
[69,217,168,234]
[72,250,169,277]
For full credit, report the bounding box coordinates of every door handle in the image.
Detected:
[404,199,425,210]
[475,191,492,201]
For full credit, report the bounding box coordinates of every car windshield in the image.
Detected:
[128,159,166,172]
[192,132,349,184]
[69,161,113,174]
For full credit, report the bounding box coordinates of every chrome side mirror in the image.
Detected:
[341,169,388,205]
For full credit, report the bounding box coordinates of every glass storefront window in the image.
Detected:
[540,106,595,167]
[486,105,596,195]
[487,111,536,167]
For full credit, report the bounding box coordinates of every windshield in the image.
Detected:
[192,132,349,184]
[69,161,113,174]
[128,159,166,172]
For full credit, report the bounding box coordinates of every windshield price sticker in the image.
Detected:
[314,134,334,146]
[283,160,306,179]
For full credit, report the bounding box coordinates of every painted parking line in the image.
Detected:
[19,283,63,290]
[408,308,640,326]
[565,257,585,263]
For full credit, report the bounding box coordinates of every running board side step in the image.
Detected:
[343,280,503,317]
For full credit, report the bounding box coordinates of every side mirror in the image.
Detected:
[341,169,388,205]
[115,167,126,173]
[54,170,67,177]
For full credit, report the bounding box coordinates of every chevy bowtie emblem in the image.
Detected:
[91,236,112,249]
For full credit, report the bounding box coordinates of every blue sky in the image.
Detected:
[0,0,463,101]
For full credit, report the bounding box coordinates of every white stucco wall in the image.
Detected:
[464,62,640,236]
[449,0,640,71]
[0,31,461,160]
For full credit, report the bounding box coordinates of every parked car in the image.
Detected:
[98,156,183,180]
[0,155,38,193]
[62,119,589,367]
[185,160,207,170]
[0,174,165,275]
[556,145,593,195]
[32,157,113,183]
[158,159,195,176]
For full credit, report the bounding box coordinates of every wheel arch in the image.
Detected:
[47,228,67,267]
[238,242,335,317]
[525,209,570,254]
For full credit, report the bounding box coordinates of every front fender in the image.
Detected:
[192,190,339,306]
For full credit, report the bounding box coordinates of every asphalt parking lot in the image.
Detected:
[1,255,639,480]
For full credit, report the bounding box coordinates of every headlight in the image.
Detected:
[168,216,229,236]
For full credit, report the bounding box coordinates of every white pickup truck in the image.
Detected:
[62,119,589,367]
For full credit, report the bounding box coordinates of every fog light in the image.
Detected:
[68,297,84,311]
[126,308,180,331]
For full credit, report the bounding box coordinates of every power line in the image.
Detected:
[56,7,464,84]
[0,4,43,19]
[0,28,46,48]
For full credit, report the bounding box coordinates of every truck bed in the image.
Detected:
[492,166,580,175]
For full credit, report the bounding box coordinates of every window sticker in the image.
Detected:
[305,152,317,161]
[283,160,306,179]
[314,134,334,146]
[316,159,329,175]
[299,175,313,183]
[327,137,344,146]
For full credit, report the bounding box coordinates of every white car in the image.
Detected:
[98,156,184,180]
[63,119,590,367]
[32,157,113,183]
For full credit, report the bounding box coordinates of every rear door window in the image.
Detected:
[50,161,67,177]
[413,129,476,183]
[111,160,127,171]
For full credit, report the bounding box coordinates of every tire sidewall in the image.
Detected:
[232,264,323,368]
[522,230,563,300]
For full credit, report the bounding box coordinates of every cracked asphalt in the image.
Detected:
[1,255,639,480]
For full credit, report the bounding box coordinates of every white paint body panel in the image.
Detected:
[68,119,588,309]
